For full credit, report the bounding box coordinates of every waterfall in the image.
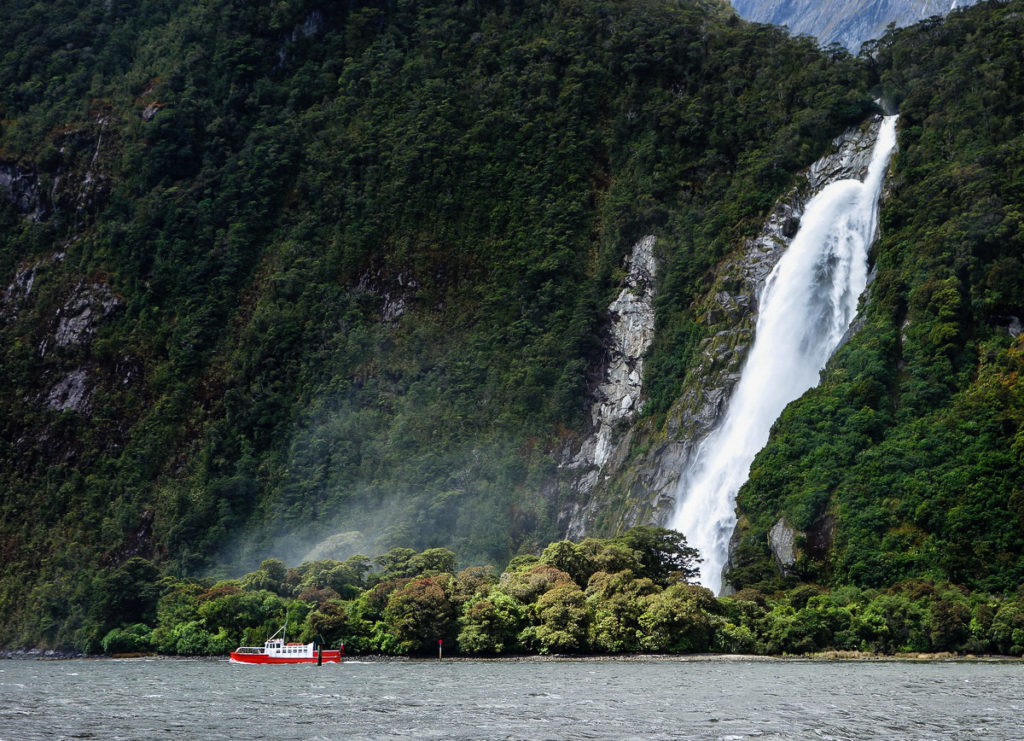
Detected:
[670,115,898,594]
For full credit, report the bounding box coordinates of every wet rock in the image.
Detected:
[2,262,40,320]
[805,513,836,561]
[768,518,799,573]
[806,123,880,189]
[45,368,91,413]
[563,117,890,537]
[141,102,162,121]
[995,315,1022,337]
[572,236,658,467]
[588,236,657,465]
[357,268,422,324]
[33,280,125,415]
[562,236,658,536]
[294,9,324,39]
[0,647,85,660]
[1,113,113,226]
[41,281,123,356]
[0,161,49,221]
[277,9,325,66]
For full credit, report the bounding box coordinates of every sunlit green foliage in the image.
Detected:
[637,583,716,653]
[379,575,455,654]
[586,570,659,652]
[457,591,527,655]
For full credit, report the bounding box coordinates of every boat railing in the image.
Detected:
[233,647,264,654]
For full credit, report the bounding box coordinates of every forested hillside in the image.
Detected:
[731,2,1024,593]
[0,0,1021,652]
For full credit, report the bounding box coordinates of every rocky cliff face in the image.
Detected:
[0,113,113,228]
[0,162,48,221]
[730,0,977,51]
[2,251,127,419]
[560,236,658,537]
[582,235,658,472]
[566,115,889,537]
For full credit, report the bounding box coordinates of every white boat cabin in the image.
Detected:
[233,625,317,657]
[264,639,315,658]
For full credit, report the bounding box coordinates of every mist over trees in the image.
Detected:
[97,533,1024,658]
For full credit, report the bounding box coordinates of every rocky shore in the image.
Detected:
[0,647,84,660]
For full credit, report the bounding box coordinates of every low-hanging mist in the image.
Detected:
[2,0,1024,651]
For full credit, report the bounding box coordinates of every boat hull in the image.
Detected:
[229,650,342,664]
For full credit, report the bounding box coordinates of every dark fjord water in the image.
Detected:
[1,656,1021,740]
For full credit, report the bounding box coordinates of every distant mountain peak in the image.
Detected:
[729,0,980,51]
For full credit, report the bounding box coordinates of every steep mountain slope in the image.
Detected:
[0,0,875,647]
[729,0,978,51]
[1,0,1021,650]
[728,1,1024,593]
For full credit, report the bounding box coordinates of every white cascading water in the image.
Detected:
[671,115,898,594]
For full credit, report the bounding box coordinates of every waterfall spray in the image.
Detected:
[670,116,898,594]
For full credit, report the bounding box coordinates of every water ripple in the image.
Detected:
[2,658,1023,740]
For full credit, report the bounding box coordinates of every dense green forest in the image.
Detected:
[0,0,1021,652]
[731,2,1024,595]
[76,534,1024,658]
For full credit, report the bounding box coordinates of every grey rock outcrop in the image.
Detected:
[0,162,48,221]
[2,262,40,320]
[141,102,162,122]
[356,268,423,323]
[277,9,325,66]
[583,235,658,469]
[381,274,419,323]
[562,236,658,537]
[45,368,91,413]
[768,517,798,573]
[1,113,113,224]
[31,278,126,415]
[41,280,123,357]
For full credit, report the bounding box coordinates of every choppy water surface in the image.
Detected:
[1,656,1021,740]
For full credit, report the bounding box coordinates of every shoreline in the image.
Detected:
[3,648,1021,663]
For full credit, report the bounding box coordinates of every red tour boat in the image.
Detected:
[230,625,342,664]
